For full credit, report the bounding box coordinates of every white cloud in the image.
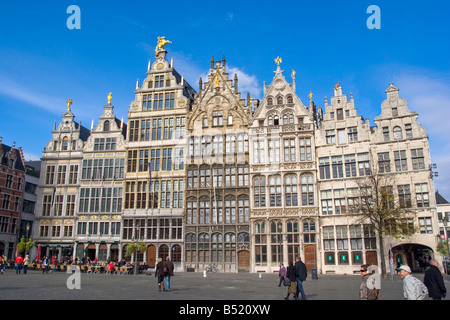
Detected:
[227,65,261,98]
[23,152,41,162]
[393,71,450,197]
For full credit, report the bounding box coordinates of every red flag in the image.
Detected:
[37,244,41,262]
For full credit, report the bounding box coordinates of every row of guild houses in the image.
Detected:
[30,38,440,275]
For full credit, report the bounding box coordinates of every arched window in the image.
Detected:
[287,96,294,104]
[254,222,267,265]
[283,114,289,125]
[211,233,223,263]
[103,120,110,132]
[270,221,283,263]
[269,175,282,207]
[277,96,283,105]
[267,97,273,106]
[303,220,316,243]
[274,116,279,126]
[301,174,314,206]
[62,136,69,151]
[253,176,266,208]
[159,244,169,260]
[287,220,300,261]
[285,174,298,206]
[224,233,236,263]
[268,116,273,126]
[393,126,403,140]
[198,233,210,264]
[289,114,294,124]
[171,244,182,262]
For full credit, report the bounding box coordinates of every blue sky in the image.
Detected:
[0,0,449,196]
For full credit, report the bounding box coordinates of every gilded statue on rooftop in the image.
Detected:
[155,36,172,55]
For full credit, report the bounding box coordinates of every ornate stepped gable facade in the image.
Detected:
[124,44,195,271]
[315,84,373,274]
[249,60,318,273]
[35,102,90,259]
[29,39,440,274]
[74,96,127,262]
[370,83,438,273]
[185,56,251,272]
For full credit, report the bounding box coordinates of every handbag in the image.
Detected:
[283,278,291,286]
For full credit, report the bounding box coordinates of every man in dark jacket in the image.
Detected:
[164,256,175,292]
[294,256,307,300]
[424,259,447,300]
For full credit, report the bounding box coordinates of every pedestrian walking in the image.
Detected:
[0,255,5,274]
[358,264,379,300]
[278,264,286,287]
[424,259,447,300]
[294,256,307,300]
[155,258,166,292]
[284,261,297,300]
[396,265,428,300]
[23,255,30,275]
[51,256,57,273]
[15,255,24,274]
[163,256,174,292]
[42,256,49,274]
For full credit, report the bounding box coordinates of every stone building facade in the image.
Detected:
[74,98,127,262]
[249,61,318,273]
[123,47,195,271]
[34,103,90,260]
[184,56,251,272]
[28,41,441,275]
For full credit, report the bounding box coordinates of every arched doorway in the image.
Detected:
[391,243,434,272]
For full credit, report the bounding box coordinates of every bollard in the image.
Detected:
[203,270,207,278]
[258,272,262,279]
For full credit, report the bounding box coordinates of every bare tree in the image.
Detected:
[349,169,416,276]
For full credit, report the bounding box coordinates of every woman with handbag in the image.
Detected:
[284,261,297,300]
[155,258,166,292]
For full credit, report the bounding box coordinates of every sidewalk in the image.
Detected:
[1,269,448,300]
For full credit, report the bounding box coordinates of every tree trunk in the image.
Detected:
[378,234,387,277]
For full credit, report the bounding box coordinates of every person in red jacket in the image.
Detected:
[15,255,24,274]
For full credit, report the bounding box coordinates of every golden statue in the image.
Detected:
[309,91,313,102]
[249,96,253,106]
[107,92,112,104]
[155,36,172,54]
[67,99,73,111]
[274,57,282,66]
[334,81,341,90]
[292,70,296,78]
[214,72,220,87]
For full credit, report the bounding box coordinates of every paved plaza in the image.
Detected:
[1,269,449,301]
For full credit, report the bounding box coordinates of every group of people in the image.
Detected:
[277,257,447,300]
[278,256,308,300]
[359,258,446,300]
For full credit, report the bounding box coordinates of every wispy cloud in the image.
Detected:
[393,70,450,196]
[0,75,64,115]
[227,65,261,98]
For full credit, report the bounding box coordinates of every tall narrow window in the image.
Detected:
[269,175,282,207]
[285,174,298,206]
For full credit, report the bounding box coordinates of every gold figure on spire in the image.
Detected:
[309,91,313,102]
[214,72,220,87]
[67,99,73,111]
[107,92,112,104]
[155,36,172,54]
[334,81,341,90]
[274,57,282,66]
[292,70,296,78]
